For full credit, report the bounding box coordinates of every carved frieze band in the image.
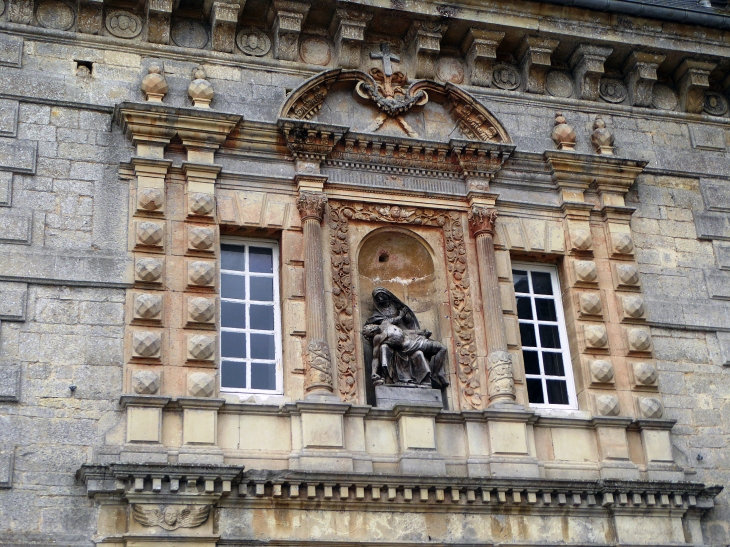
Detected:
[329,201,481,409]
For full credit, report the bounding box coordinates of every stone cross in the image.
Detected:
[370,43,400,76]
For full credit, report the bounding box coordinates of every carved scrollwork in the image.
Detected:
[329,201,481,409]
[449,97,500,142]
[132,504,210,530]
[306,339,334,393]
[467,206,498,237]
[487,350,515,400]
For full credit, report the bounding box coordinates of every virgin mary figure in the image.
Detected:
[362,287,449,389]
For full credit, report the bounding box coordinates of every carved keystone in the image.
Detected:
[134,293,163,320]
[136,221,164,247]
[584,324,609,349]
[595,394,620,416]
[461,28,504,87]
[517,36,559,94]
[269,0,310,61]
[675,59,717,114]
[623,52,665,107]
[633,362,658,386]
[590,359,614,383]
[131,370,161,395]
[187,334,216,361]
[574,260,598,283]
[133,331,162,358]
[188,297,216,323]
[569,44,613,101]
[135,257,164,283]
[638,397,663,419]
[188,372,216,397]
[188,261,216,287]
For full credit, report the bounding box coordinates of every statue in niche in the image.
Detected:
[362,287,449,389]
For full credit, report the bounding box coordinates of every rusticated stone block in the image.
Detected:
[611,232,634,255]
[614,262,640,290]
[626,327,652,353]
[637,397,664,419]
[187,334,216,361]
[136,221,164,247]
[188,296,216,324]
[188,261,216,287]
[188,372,216,397]
[132,331,162,359]
[620,294,646,320]
[137,188,164,212]
[633,362,658,386]
[570,228,593,251]
[131,369,161,395]
[584,324,609,349]
[188,192,215,217]
[595,394,620,416]
[188,226,215,252]
[574,260,598,284]
[579,292,603,317]
[133,293,163,321]
[0,281,28,321]
[589,359,614,384]
[135,257,164,283]
[0,365,21,402]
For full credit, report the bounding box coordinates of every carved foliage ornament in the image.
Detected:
[467,206,498,237]
[297,192,327,222]
[132,504,210,531]
[329,202,481,408]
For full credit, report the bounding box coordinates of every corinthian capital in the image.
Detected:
[297,191,327,222]
[468,205,498,237]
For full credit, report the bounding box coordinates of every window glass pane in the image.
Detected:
[250,277,274,301]
[523,350,540,375]
[513,270,529,293]
[250,333,275,360]
[221,244,246,271]
[221,331,247,358]
[519,323,537,347]
[542,352,565,376]
[516,297,533,320]
[221,301,246,329]
[221,360,247,389]
[535,298,557,321]
[221,274,246,300]
[531,271,553,295]
[251,362,277,390]
[527,378,545,404]
[538,324,561,349]
[249,247,273,273]
[546,380,569,405]
[250,304,274,330]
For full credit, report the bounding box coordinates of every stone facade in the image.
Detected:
[0,0,729,546]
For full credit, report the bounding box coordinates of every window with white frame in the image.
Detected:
[220,239,282,394]
[512,263,577,409]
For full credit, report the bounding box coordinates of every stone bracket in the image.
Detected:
[461,28,504,87]
[569,44,613,101]
[146,0,173,44]
[406,20,445,79]
[623,51,665,107]
[210,1,245,53]
[517,36,559,94]
[675,59,717,114]
[329,8,372,69]
[8,0,33,24]
[268,0,311,62]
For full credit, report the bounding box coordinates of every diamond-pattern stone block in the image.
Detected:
[584,324,608,349]
[590,359,614,383]
[574,260,598,283]
[141,66,169,102]
[621,295,645,318]
[570,228,593,251]
[131,370,160,395]
[595,394,620,416]
[137,187,163,211]
[188,261,215,286]
[580,292,603,315]
[627,327,652,352]
[188,372,215,397]
[136,221,164,246]
[188,334,216,361]
[189,226,215,251]
[638,397,663,419]
[633,362,658,385]
[135,257,163,283]
[132,331,162,358]
[189,192,215,216]
[133,293,163,320]
[611,232,634,254]
[616,263,640,286]
[188,297,215,323]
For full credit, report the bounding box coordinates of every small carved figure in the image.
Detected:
[362,287,449,389]
[132,504,210,531]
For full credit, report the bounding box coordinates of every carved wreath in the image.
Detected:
[132,504,210,530]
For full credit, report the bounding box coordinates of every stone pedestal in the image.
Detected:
[375,385,443,410]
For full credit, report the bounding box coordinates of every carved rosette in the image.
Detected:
[487,350,516,400]
[467,206,498,237]
[329,201,481,409]
[297,192,328,222]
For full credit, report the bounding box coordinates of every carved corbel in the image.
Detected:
[450,139,514,195]
[329,8,372,69]
[461,28,504,87]
[406,20,445,79]
[147,0,174,44]
[623,52,665,107]
[517,36,559,94]
[278,119,347,171]
[268,0,311,61]
[8,0,33,24]
[675,59,717,114]
[569,44,613,101]
[210,0,245,53]
[77,0,104,34]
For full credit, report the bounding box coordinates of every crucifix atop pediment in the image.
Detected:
[370,43,400,77]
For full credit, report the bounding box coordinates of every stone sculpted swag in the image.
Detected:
[362,287,449,389]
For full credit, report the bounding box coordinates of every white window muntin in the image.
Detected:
[219,238,282,395]
[512,262,577,410]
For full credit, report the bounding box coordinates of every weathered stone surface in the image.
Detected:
[0,364,21,402]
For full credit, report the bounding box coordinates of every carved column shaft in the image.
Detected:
[298,192,335,397]
[469,207,516,405]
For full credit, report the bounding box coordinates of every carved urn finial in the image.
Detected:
[551,111,576,151]
[188,66,214,108]
[591,115,615,155]
[141,65,168,103]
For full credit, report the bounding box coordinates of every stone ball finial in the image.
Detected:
[141,64,168,103]
[551,111,576,151]
[188,66,214,108]
[591,115,615,155]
